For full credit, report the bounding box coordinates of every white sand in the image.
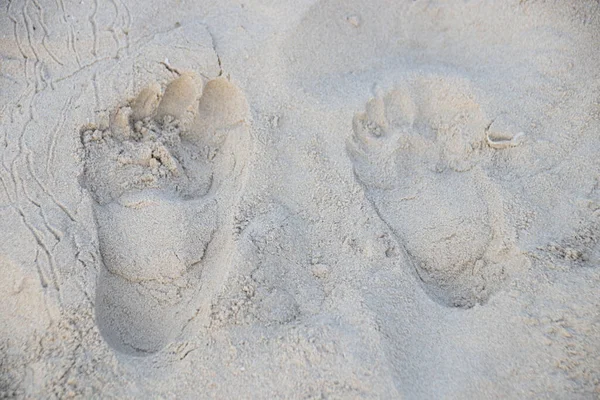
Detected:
[1,0,599,398]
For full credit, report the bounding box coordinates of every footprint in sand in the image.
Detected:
[348,73,527,308]
[80,74,251,355]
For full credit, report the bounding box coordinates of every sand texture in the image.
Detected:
[1,0,599,398]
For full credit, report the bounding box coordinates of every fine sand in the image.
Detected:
[1,1,599,398]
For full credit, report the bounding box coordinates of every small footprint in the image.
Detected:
[348,73,527,308]
[81,74,251,354]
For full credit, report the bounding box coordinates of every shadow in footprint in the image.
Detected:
[81,74,251,355]
[347,72,527,308]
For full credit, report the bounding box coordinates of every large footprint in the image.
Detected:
[81,74,250,355]
[348,73,526,308]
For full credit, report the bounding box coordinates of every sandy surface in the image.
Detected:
[1,0,599,398]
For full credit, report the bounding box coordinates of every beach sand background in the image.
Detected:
[0,0,599,398]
